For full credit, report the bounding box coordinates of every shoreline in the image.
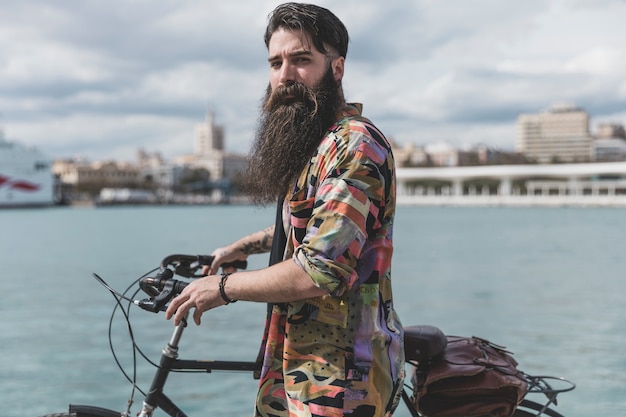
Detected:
[5,195,626,209]
[397,194,626,207]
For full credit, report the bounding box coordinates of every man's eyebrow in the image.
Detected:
[267,49,313,62]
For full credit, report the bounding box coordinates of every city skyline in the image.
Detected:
[31,104,626,165]
[2,0,625,162]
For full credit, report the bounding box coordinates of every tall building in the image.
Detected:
[516,104,592,163]
[195,111,224,155]
[177,111,246,183]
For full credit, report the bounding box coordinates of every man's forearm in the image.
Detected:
[238,225,275,255]
[223,259,327,303]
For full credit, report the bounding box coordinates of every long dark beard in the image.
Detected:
[243,68,344,205]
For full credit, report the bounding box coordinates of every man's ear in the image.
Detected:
[331,56,345,81]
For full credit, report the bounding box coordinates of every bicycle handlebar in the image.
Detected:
[136,254,248,313]
[159,254,247,278]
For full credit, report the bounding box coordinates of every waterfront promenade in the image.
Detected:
[396,161,626,207]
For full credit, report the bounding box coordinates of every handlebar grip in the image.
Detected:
[196,255,247,270]
[158,254,248,279]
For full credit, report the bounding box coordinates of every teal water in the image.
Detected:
[1,205,624,416]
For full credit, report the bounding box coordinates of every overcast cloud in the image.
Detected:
[1,0,625,161]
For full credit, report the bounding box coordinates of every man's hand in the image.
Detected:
[202,226,274,275]
[165,275,225,326]
[203,245,248,276]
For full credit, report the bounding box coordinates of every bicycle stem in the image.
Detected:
[136,313,189,417]
[166,316,187,355]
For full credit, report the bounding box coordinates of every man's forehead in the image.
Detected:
[268,28,317,55]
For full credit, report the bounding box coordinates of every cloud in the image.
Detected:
[1,0,625,161]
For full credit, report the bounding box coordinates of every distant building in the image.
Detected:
[424,142,460,166]
[137,148,166,169]
[596,123,626,140]
[195,111,224,154]
[53,159,141,187]
[593,122,626,161]
[392,140,466,167]
[516,104,593,163]
[53,110,249,204]
[391,140,502,168]
[53,158,142,200]
[177,111,246,183]
[391,141,429,167]
[136,149,187,193]
[593,138,626,161]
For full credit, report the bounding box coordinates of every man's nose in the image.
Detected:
[278,62,296,85]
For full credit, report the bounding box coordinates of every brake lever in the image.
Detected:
[173,257,248,278]
[138,279,190,313]
[137,280,177,313]
[136,269,180,312]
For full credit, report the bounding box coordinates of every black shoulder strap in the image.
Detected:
[269,198,287,266]
[254,198,287,379]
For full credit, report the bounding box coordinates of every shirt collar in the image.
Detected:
[340,102,363,118]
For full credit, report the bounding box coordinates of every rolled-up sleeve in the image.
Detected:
[292,128,389,296]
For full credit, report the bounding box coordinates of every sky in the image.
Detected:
[1,0,625,162]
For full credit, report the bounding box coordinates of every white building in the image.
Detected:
[195,111,224,155]
[516,104,593,163]
[53,159,141,188]
[177,111,246,183]
[593,138,626,161]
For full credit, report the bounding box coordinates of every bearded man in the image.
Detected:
[166,3,404,416]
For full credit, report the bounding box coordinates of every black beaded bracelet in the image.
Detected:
[219,272,237,304]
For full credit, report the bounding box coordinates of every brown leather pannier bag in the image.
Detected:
[412,336,529,417]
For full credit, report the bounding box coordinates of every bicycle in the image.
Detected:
[40,254,575,417]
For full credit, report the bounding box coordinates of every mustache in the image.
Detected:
[263,81,319,115]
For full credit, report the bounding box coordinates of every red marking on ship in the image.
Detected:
[0,174,41,192]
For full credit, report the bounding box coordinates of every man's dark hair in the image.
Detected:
[264,3,349,58]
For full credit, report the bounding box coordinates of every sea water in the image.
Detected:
[0,205,624,417]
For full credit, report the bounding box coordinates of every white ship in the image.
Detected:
[0,129,54,207]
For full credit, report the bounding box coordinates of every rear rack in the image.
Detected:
[522,374,576,413]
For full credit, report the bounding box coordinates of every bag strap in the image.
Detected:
[254,198,287,378]
[269,198,287,266]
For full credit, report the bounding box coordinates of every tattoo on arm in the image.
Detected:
[241,226,274,255]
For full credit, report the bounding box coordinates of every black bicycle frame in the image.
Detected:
[136,313,260,417]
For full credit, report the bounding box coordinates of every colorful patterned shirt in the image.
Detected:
[255,103,404,417]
